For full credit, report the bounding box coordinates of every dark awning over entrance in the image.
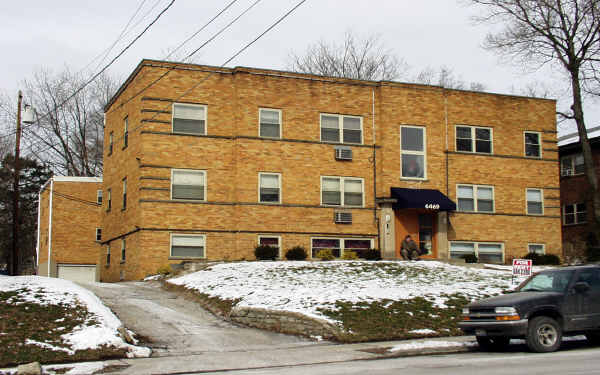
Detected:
[390,188,456,211]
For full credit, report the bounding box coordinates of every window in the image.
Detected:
[171,234,205,258]
[457,185,494,212]
[122,178,127,210]
[121,239,126,263]
[456,125,492,154]
[321,177,363,207]
[171,169,206,201]
[106,245,111,266]
[400,126,426,179]
[96,228,102,242]
[123,117,128,148]
[561,153,585,176]
[525,132,541,158]
[528,244,545,255]
[259,109,281,138]
[575,269,600,292]
[173,103,206,135]
[108,132,113,155]
[450,242,504,264]
[564,203,586,225]
[311,238,373,259]
[258,236,281,258]
[320,114,362,144]
[97,190,103,204]
[259,173,281,203]
[107,188,112,211]
[526,188,543,215]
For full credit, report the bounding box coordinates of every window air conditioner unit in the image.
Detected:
[334,211,352,224]
[334,146,353,161]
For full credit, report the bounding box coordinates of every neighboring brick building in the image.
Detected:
[100,59,561,281]
[37,176,103,282]
[559,134,600,260]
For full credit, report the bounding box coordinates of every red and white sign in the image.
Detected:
[512,259,533,277]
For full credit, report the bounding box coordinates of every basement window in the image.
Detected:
[171,234,205,258]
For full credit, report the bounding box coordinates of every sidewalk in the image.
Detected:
[2,336,476,375]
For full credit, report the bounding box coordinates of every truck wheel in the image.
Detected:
[476,336,510,351]
[526,316,562,353]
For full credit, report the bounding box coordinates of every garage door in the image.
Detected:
[57,265,96,283]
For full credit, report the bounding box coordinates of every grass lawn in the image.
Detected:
[168,260,519,342]
[0,276,148,368]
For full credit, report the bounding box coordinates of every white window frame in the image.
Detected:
[456,184,495,213]
[455,125,493,154]
[121,239,126,263]
[449,241,505,263]
[310,237,374,259]
[524,131,542,158]
[108,132,114,155]
[95,228,102,242]
[563,203,587,225]
[320,176,365,207]
[258,235,282,258]
[172,102,208,135]
[170,233,206,259]
[97,190,103,204]
[526,188,544,216]
[400,125,427,180]
[124,116,129,148]
[561,153,585,176]
[319,113,363,145]
[258,172,281,204]
[528,243,546,255]
[171,169,207,202]
[258,108,282,139]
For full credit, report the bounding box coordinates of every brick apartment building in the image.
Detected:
[99,59,561,282]
[37,176,103,282]
[559,133,600,260]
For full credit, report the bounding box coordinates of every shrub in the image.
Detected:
[157,264,171,276]
[360,249,382,261]
[254,245,278,260]
[463,254,478,263]
[341,251,359,260]
[285,246,308,260]
[316,249,335,261]
[523,252,561,265]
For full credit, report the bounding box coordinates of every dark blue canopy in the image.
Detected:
[390,188,456,211]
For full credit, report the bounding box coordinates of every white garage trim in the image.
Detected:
[57,264,97,283]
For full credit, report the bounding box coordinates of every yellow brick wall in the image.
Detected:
[99,60,560,281]
[37,179,102,276]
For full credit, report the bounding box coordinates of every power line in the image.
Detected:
[111,0,308,145]
[52,190,101,207]
[111,0,259,112]
[1,0,176,143]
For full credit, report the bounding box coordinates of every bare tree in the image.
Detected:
[0,68,118,177]
[414,65,487,90]
[467,0,600,233]
[287,31,408,81]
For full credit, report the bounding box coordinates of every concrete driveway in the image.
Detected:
[83,281,315,357]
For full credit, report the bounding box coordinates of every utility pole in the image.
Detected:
[11,91,23,276]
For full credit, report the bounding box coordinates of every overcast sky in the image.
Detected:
[1,0,596,137]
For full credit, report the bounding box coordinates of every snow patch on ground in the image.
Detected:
[409,329,437,335]
[168,261,514,324]
[390,340,477,352]
[0,276,150,358]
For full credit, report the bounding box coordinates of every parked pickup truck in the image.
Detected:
[458,265,600,352]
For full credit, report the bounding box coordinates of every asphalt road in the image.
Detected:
[82,281,315,357]
[198,343,600,375]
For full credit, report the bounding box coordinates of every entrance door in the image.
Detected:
[418,214,436,258]
[395,210,437,259]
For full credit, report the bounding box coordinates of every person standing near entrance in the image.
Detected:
[401,235,419,260]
